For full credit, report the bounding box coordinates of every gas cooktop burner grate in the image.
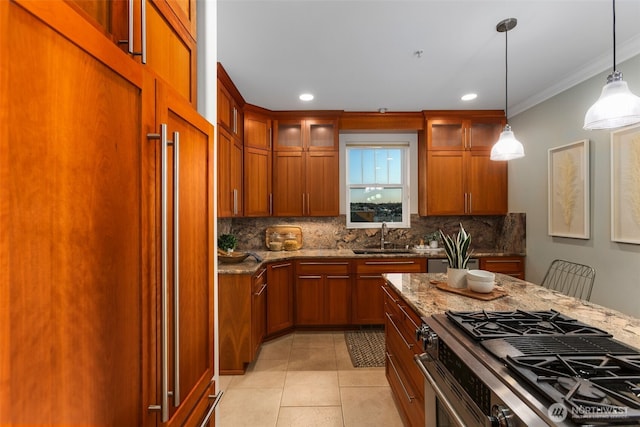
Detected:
[505,353,640,424]
[482,336,640,358]
[446,309,612,340]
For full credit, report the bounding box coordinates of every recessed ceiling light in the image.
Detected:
[461,93,478,101]
[299,93,314,101]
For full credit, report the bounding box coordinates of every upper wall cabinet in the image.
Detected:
[273,117,339,152]
[419,112,508,216]
[272,115,340,217]
[244,105,273,217]
[67,0,197,104]
[217,64,246,218]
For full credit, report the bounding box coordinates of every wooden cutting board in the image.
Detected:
[265,225,303,250]
[430,280,507,301]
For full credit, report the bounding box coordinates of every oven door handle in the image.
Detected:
[414,354,467,427]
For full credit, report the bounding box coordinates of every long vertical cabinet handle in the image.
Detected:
[118,0,134,52]
[121,0,146,61]
[146,124,170,422]
[172,131,180,408]
[140,0,147,63]
[233,189,238,215]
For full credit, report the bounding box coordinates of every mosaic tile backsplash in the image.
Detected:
[219,213,525,254]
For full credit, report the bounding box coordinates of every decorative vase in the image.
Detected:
[429,240,439,249]
[447,267,468,289]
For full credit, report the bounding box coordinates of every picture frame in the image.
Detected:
[611,124,640,244]
[548,139,590,239]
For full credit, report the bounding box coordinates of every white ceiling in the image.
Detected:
[217,0,640,117]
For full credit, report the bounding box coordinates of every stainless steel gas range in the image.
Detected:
[415,310,640,426]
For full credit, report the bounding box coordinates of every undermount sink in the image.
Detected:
[352,248,413,254]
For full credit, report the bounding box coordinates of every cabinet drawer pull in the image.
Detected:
[398,305,419,329]
[386,312,413,350]
[327,275,349,279]
[386,352,415,403]
[484,259,522,264]
[255,268,267,280]
[360,275,382,279]
[299,262,349,266]
[381,285,399,302]
[254,283,267,296]
[365,261,415,265]
[298,275,321,279]
[271,263,292,269]
[199,392,224,427]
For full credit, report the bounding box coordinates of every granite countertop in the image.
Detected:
[217,248,525,274]
[384,272,640,350]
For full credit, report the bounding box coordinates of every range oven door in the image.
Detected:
[414,354,467,427]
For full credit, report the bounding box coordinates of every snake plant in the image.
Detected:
[439,224,472,269]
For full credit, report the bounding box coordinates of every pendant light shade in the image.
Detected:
[584,71,640,130]
[584,0,640,130]
[490,124,525,161]
[490,18,524,161]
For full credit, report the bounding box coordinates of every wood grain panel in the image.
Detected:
[4,2,143,424]
[306,151,339,216]
[218,275,251,373]
[273,152,304,216]
[426,151,465,215]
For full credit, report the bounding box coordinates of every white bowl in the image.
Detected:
[467,269,495,282]
[467,279,495,293]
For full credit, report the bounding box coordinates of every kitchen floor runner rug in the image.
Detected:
[344,329,385,368]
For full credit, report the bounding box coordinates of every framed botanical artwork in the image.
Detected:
[611,124,640,244]
[548,139,590,239]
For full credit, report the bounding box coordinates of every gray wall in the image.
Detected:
[509,54,640,317]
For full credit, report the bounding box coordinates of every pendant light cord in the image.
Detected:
[504,27,509,123]
[612,0,617,72]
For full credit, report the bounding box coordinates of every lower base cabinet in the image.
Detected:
[218,267,267,374]
[383,282,425,427]
[353,258,427,324]
[267,261,295,336]
[480,256,525,279]
[295,260,351,326]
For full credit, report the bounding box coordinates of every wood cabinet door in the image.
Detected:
[326,275,351,325]
[306,119,338,151]
[426,150,466,215]
[217,128,233,217]
[306,151,339,216]
[144,0,197,104]
[296,275,325,325]
[266,262,294,335]
[244,146,271,217]
[154,80,215,427]
[252,268,268,357]
[231,139,243,216]
[273,119,303,151]
[427,118,465,150]
[2,1,144,424]
[467,151,508,215]
[273,152,304,217]
[353,275,386,324]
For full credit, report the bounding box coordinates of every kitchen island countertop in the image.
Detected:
[384,272,640,350]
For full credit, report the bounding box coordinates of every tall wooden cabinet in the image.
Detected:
[2,1,216,426]
[419,112,507,216]
[273,116,339,217]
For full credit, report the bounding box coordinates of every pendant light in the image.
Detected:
[491,18,525,161]
[584,0,640,130]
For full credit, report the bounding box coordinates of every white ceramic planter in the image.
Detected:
[447,267,468,289]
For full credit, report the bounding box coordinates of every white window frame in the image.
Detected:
[345,142,410,229]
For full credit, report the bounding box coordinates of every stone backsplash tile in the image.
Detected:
[219,213,525,254]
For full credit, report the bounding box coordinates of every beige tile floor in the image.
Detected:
[217,331,404,427]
